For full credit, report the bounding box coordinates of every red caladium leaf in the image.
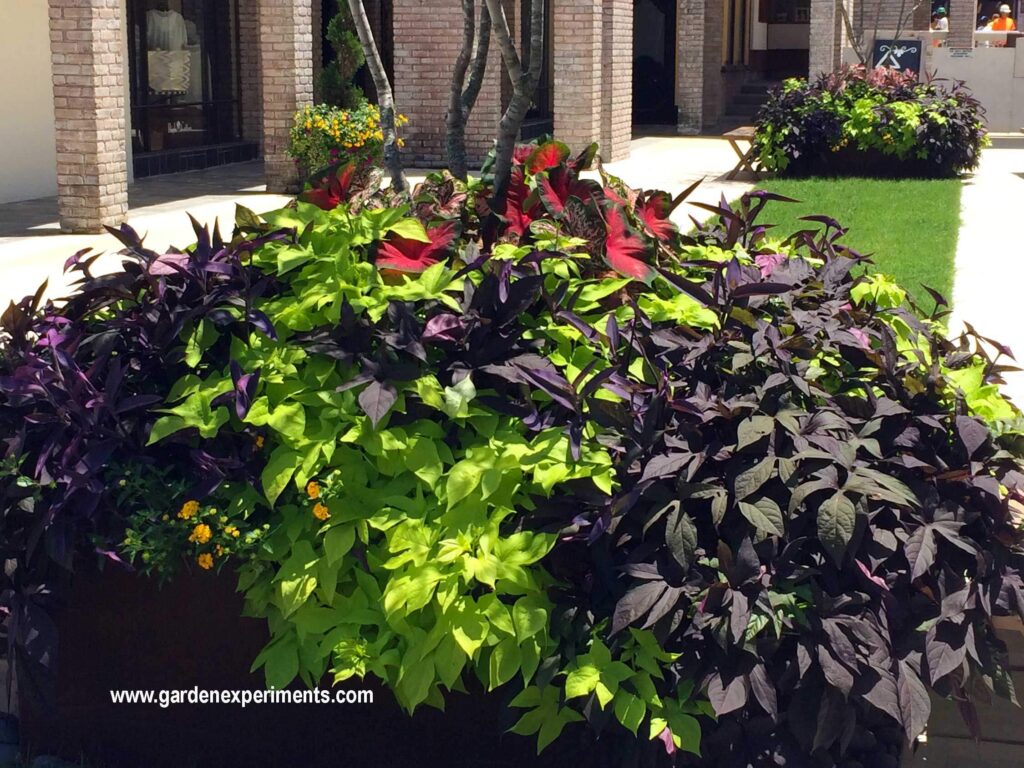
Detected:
[525,140,571,175]
[500,168,541,240]
[635,180,701,240]
[376,220,458,274]
[636,191,678,240]
[603,204,656,284]
[568,142,599,172]
[299,161,360,211]
[535,167,602,217]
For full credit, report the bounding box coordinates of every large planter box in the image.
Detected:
[20,566,619,768]
[778,146,959,179]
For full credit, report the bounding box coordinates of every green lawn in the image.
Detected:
[751,177,963,311]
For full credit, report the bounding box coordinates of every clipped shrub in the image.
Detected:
[3,141,1024,767]
[288,102,407,178]
[319,4,366,109]
[755,65,987,178]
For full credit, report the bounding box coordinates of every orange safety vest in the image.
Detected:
[990,16,1017,30]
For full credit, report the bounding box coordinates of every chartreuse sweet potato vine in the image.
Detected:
[3,140,1024,767]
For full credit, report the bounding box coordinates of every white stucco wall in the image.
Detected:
[843,31,1024,133]
[0,1,57,204]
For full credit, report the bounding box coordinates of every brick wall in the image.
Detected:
[48,0,129,233]
[239,0,263,149]
[677,0,723,133]
[392,0,503,167]
[600,0,632,161]
[259,0,314,191]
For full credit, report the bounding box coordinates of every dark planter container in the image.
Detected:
[18,565,664,768]
[0,714,17,767]
[780,146,957,179]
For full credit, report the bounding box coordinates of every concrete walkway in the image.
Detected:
[0,136,754,309]
[949,145,1024,406]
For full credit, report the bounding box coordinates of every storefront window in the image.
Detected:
[127,0,251,176]
[759,0,811,24]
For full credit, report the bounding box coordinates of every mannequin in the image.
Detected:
[146,2,189,94]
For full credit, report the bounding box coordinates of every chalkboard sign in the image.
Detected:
[872,39,923,73]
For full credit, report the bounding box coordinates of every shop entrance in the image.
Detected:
[126,0,257,178]
[632,0,677,127]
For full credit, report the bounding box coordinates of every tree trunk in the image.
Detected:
[446,0,491,180]
[485,0,544,211]
[347,0,407,192]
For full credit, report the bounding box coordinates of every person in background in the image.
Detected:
[932,6,950,29]
[989,3,1017,29]
[977,14,990,29]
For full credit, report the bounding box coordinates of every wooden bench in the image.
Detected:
[723,126,764,180]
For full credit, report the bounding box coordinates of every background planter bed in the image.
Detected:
[777,146,960,179]
[754,66,986,180]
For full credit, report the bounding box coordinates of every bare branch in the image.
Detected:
[348,0,407,191]
[462,5,491,113]
[486,0,524,84]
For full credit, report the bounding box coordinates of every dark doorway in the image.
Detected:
[521,0,555,140]
[632,0,677,126]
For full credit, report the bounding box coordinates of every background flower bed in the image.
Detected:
[3,141,1024,767]
[754,66,987,178]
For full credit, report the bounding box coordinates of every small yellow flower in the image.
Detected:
[197,553,214,570]
[161,514,169,522]
[307,481,320,499]
[215,544,226,557]
[178,500,200,519]
[188,523,213,545]
[255,434,265,449]
[312,502,331,521]
[225,525,241,539]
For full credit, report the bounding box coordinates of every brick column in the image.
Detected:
[947,0,976,48]
[392,0,502,167]
[259,0,314,192]
[312,0,324,101]
[676,0,722,134]
[48,0,129,233]
[809,0,839,76]
[600,0,632,161]
[239,0,264,150]
[553,0,603,151]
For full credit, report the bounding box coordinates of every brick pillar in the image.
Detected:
[600,0,632,161]
[553,0,603,151]
[259,0,314,192]
[676,0,722,134]
[947,0,975,48]
[809,0,839,76]
[48,0,129,233]
[312,0,324,101]
[239,0,264,150]
[392,0,502,167]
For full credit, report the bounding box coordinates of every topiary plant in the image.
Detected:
[320,4,366,109]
